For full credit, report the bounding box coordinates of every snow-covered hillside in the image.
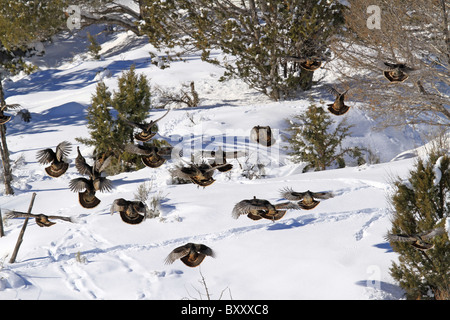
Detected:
[0,28,440,300]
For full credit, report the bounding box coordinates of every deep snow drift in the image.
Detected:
[0,29,442,300]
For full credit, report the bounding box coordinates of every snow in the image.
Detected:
[0,28,442,301]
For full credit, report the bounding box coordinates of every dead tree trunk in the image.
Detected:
[0,77,14,195]
[0,208,4,237]
[9,192,37,263]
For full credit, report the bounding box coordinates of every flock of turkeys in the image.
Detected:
[8,59,439,268]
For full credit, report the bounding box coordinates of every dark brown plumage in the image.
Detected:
[164,243,215,267]
[123,109,170,142]
[280,187,334,210]
[0,103,19,125]
[232,196,300,221]
[283,56,322,71]
[110,198,148,224]
[327,86,350,116]
[383,62,415,83]
[6,211,73,227]
[300,59,322,71]
[125,143,175,168]
[386,227,445,251]
[36,141,72,177]
[70,147,113,208]
[69,177,101,208]
[171,161,229,187]
[250,125,275,147]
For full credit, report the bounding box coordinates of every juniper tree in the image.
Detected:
[77,66,153,173]
[141,0,345,100]
[285,101,365,171]
[76,81,116,159]
[0,0,66,51]
[388,150,450,300]
[0,0,68,195]
[332,0,450,128]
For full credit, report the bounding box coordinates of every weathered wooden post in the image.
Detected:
[9,193,37,263]
[0,208,4,237]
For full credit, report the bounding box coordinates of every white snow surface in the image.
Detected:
[0,29,441,300]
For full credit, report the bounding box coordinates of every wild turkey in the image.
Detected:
[36,141,72,177]
[70,147,113,208]
[124,143,176,168]
[5,210,73,227]
[232,196,300,221]
[110,198,148,224]
[250,125,275,147]
[164,243,215,267]
[383,62,415,83]
[280,187,334,210]
[122,108,170,142]
[0,103,20,125]
[385,227,445,251]
[171,161,229,187]
[300,59,322,71]
[283,56,322,71]
[194,146,247,172]
[327,86,350,116]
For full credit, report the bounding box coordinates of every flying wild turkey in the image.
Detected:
[124,143,176,168]
[110,198,148,224]
[385,227,445,251]
[171,160,229,187]
[300,59,322,71]
[36,141,72,177]
[232,196,301,221]
[383,62,415,83]
[5,210,73,227]
[327,86,350,116]
[250,125,275,147]
[122,108,170,142]
[283,56,322,71]
[164,243,215,267]
[70,147,113,208]
[193,146,248,172]
[0,103,20,125]
[280,187,334,210]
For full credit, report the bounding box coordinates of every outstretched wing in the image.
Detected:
[311,191,334,200]
[152,108,170,123]
[420,227,445,240]
[164,244,190,264]
[125,143,154,156]
[383,61,416,73]
[46,215,74,223]
[36,148,56,164]
[95,177,113,192]
[4,210,38,219]
[55,141,72,162]
[232,199,268,219]
[5,211,73,223]
[326,85,341,97]
[110,198,128,214]
[75,147,93,176]
[171,164,198,180]
[69,177,91,192]
[385,233,416,243]
[196,244,215,258]
[274,201,301,210]
[96,156,112,173]
[279,187,306,201]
